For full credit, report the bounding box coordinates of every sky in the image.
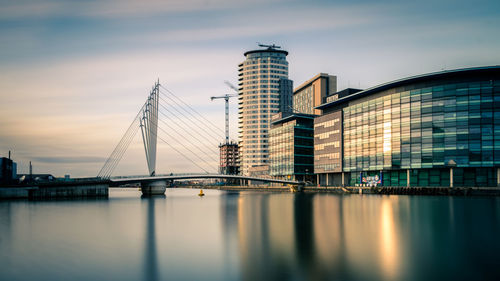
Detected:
[1,0,499,177]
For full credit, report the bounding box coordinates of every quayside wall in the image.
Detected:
[0,179,109,200]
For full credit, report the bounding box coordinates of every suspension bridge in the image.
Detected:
[96,80,302,195]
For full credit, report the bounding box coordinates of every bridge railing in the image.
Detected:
[109,173,210,180]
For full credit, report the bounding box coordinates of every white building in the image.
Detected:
[238,45,290,175]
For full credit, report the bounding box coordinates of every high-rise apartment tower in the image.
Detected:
[238,45,290,175]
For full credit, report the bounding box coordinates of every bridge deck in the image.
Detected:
[110,174,301,185]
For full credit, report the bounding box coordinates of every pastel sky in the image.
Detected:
[1,0,499,177]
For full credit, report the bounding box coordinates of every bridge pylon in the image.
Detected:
[140,80,160,177]
[97,80,161,183]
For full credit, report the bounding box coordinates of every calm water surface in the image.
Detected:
[1,188,500,281]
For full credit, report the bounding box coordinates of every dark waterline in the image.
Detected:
[0,188,499,281]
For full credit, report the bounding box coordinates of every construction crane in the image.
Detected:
[211,81,238,144]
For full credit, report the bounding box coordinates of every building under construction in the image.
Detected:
[219,142,239,175]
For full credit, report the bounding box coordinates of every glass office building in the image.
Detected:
[270,113,315,182]
[316,66,500,187]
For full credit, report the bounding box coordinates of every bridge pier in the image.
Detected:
[289,183,305,193]
[141,180,167,196]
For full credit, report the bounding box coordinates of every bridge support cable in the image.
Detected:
[98,81,159,179]
[156,114,219,163]
[159,85,225,136]
[156,125,218,173]
[157,105,219,154]
[145,116,213,174]
[98,79,221,178]
[158,91,224,143]
[158,94,223,144]
[141,108,218,174]
[104,119,140,178]
[156,134,211,174]
[157,100,222,147]
[98,106,143,178]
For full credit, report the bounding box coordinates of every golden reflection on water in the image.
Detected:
[380,198,399,281]
[312,195,343,269]
[1,189,499,281]
[235,193,407,280]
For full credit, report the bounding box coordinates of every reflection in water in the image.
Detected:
[233,193,500,281]
[380,198,399,281]
[143,196,162,281]
[312,194,349,280]
[294,193,314,269]
[0,203,12,260]
[220,192,240,280]
[1,189,500,281]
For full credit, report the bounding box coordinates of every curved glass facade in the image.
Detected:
[318,66,500,187]
[238,49,289,175]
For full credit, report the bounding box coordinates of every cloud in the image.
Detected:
[0,47,230,177]
[1,0,499,177]
[135,5,373,43]
[0,0,286,20]
[32,156,107,164]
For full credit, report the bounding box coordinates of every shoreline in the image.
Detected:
[188,185,500,196]
[2,184,500,200]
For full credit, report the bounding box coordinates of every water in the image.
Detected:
[1,188,500,281]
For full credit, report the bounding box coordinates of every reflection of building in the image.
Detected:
[236,193,298,281]
[270,113,316,182]
[293,73,337,115]
[238,45,290,176]
[219,142,239,175]
[315,66,500,187]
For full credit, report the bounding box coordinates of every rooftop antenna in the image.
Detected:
[257,42,281,50]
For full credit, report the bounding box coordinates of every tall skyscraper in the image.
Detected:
[238,45,290,175]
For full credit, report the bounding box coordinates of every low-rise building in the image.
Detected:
[270,112,316,182]
[0,156,17,185]
[219,142,239,175]
[314,88,362,186]
[315,66,500,187]
[293,73,337,115]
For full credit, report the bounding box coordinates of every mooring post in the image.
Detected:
[407,169,410,187]
[497,168,500,187]
[450,167,454,188]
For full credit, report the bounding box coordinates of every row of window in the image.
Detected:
[345,168,497,187]
[343,81,500,171]
[315,118,340,129]
[240,69,288,75]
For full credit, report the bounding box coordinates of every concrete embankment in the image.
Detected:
[0,179,109,200]
[191,185,500,196]
[190,185,292,192]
